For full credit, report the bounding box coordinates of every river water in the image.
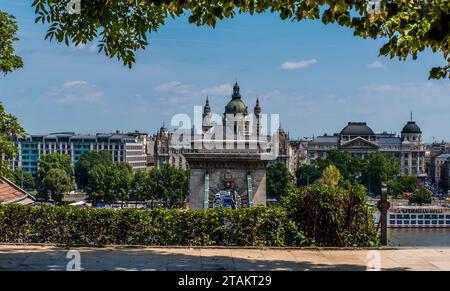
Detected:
[388,228,450,246]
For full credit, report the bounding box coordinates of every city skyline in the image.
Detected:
[1,1,449,143]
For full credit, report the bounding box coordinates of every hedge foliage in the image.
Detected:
[281,183,379,247]
[0,182,380,247]
[0,205,310,247]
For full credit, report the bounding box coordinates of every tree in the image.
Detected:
[30,1,449,79]
[361,152,400,196]
[38,153,73,178]
[39,168,73,203]
[409,188,432,205]
[318,165,342,186]
[159,164,189,209]
[316,149,363,182]
[86,163,119,204]
[147,167,163,207]
[75,150,113,190]
[86,162,133,205]
[388,175,418,195]
[296,164,321,187]
[398,175,418,193]
[267,163,292,200]
[37,153,73,191]
[0,12,25,178]
[281,183,378,247]
[131,169,150,202]
[11,168,35,190]
[0,11,23,75]
[115,162,133,203]
[0,102,25,177]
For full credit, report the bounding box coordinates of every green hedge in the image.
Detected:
[281,184,379,247]
[0,205,309,247]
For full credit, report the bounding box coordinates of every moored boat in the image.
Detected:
[388,206,450,228]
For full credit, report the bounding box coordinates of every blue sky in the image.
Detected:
[1,1,449,142]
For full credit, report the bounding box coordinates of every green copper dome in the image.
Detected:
[224,82,248,115]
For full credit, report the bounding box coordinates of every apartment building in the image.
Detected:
[9,131,147,175]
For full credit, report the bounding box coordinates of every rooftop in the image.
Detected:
[0,177,34,205]
[340,122,375,136]
[402,121,422,134]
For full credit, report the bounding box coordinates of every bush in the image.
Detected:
[0,183,380,247]
[281,184,379,247]
[0,205,309,247]
[409,188,432,205]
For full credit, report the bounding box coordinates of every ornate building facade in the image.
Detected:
[153,88,306,177]
[185,82,268,209]
[152,82,315,208]
[153,124,188,170]
[153,82,306,209]
[308,119,427,177]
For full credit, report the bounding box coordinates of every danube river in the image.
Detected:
[388,228,450,246]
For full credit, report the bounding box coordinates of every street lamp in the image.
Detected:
[377,182,390,246]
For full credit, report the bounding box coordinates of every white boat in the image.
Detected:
[388,206,450,228]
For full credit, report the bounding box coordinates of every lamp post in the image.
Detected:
[377,182,390,246]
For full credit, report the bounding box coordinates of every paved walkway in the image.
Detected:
[1,245,450,271]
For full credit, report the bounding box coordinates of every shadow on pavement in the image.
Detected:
[0,246,412,271]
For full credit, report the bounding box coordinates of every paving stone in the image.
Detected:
[1,245,450,271]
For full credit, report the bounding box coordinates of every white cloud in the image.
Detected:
[72,43,86,50]
[367,61,386,69]
[70,43,98,53]
[201,84,233,95]
[360,82,450,101]
[154,81,235,97]
[40,81,104,105]
[154,81,195,94]
[89,44,97,52]
[281,59,317,70]
[63,80,88,88]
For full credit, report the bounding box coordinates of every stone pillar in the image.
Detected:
[204,172,210,209]
[408,152,412,175]
[189,169,205,210]
[416,152,420,175]
[252,169,267,206]
[401,151,405,174]
[422,154,426,175]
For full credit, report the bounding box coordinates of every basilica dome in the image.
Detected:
[224,82,248,115]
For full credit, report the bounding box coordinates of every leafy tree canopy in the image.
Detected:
[0,102,25,177]
[74,150,112,190]
[0,11,23,75]
[10,168,36,190]
[267,162,292,200]
[39,167,73,202]
[296,164,321,187]
[318,164,341,186]
[131,169,151,201]
[360,151,400,196]
[37,153,73,180]
[409,187,432,205]
[86,161,133,204]
[316,149,363,182]
[31,0,449,79]
[281,182,378,246]
[159,164,189,208]
[303,150,400,195]
[388,174,417,194]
